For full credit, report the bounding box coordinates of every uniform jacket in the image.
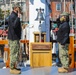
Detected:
[57,21,70,45]
[8,11,21,40]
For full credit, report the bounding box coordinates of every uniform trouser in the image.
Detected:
[59,44,69,68]
[8,40,20,69]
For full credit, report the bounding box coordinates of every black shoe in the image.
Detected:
[15,68,21,71]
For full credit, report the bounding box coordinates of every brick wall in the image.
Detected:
[50,0,74,20]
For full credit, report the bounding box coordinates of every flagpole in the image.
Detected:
[4,0,6,30]
[75,0,76,13]
[10,0,12,14]
[71,0,74,33]
[64,0,65,12]
[61,0,63,13]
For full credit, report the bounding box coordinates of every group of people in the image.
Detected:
[6,2,71,74]
[51,12,70,73]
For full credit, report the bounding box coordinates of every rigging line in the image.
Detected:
[4,0,6,30]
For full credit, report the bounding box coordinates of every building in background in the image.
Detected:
[0,0,29,23]
[50,0,74,21]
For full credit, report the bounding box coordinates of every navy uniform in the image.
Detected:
[8,4,21,74]
[57,12,70,73]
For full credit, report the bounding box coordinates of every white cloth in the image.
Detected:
[51,30,58,54]
[21,28,26,40]
[25,26,29,40]
[21,28,26,51]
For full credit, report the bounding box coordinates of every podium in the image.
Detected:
[30,42,52,68]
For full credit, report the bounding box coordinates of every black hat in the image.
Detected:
[12,3,21,8]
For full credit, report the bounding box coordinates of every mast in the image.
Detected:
[4,0,6,30]
[10,0,11,14]
[71,0,74,33]
[61,0,63,13]
[64,0,65,12]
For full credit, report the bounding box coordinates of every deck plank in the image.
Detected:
[0,66,76,75]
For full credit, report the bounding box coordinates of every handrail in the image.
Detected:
[69,33,74,68]
[0,40,8,44]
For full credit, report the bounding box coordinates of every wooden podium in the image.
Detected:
[30,42,52,68]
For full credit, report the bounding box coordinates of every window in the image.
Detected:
[0,0,3,3]
[8,4,10,6]
[11,0,14,2]
[17,0,21,2]
[70,4,73,11]
[56,3,61,11]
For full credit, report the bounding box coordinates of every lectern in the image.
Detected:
[30,42,52,68]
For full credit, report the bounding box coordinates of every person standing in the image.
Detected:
[51,23,59,65]
[8,4,22,74]
[57,12,70,73]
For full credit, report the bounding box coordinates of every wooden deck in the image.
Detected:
[0,66,76,75]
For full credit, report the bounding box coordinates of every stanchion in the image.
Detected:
[4,47,10,68]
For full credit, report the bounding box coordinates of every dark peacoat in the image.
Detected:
[8,11,21,40]
[57,21,70,45]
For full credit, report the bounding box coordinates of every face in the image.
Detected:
[14,7,20,13]
[60,16,65,22]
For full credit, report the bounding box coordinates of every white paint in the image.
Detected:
[29,0,50,42]
[2,67,6,69]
